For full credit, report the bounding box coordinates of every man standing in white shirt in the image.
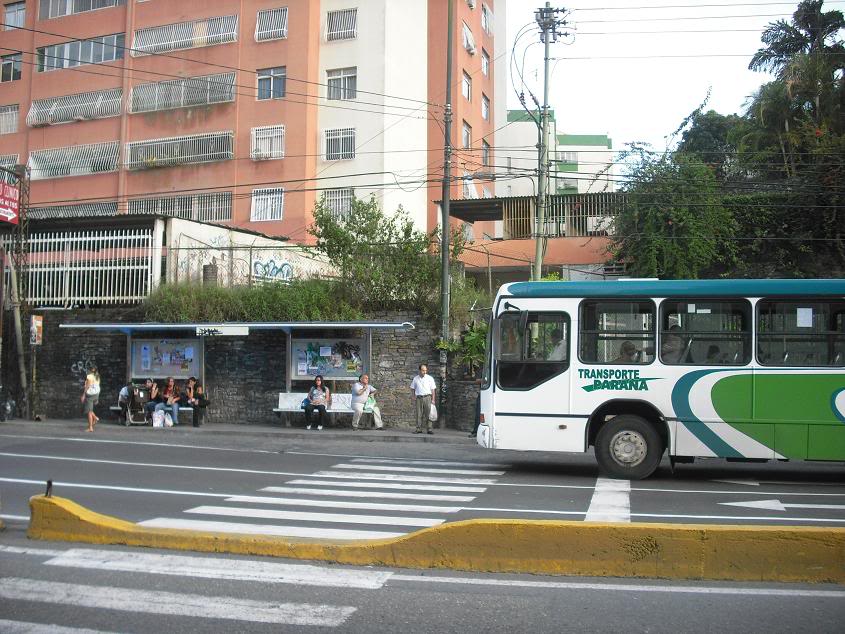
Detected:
[410,363,437,434]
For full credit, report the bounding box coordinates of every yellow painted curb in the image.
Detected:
[28,495,845,583]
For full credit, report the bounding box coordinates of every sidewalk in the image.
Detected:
[0,417,475,445]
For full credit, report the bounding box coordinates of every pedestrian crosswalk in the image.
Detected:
[139,456,508,540]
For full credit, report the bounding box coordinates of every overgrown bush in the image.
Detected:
[144,279,362,322]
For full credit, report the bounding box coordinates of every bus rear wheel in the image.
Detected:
[595,415,664,480]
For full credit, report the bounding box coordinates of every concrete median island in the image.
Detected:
[28,495,845,584]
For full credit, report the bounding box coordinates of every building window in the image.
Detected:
[324,127,355,161]
[39,0,125,20]
[0,104,19,134]
[481,93,489,120]
[481,3,493,34]
[251,187,284,222]
[132,15,239,56]
[327,67,357,100]
[125,131,234,170]
[251,124,285,160]
[129,73,235,114]
[481,49,489,76]
[257,66,286,100]
[29,88,122,125]
[4,2,24,29]
[462,121,471,149]
[36,34,125,72]
[28,140,120,180]
[2,53,22,82]
[0,153,18,184]
[461,72,472,101]
[481,140,490,166]
[323,188,354,219]
[255,7,288,41]
[561,178,578,190]
[461,21,476,54]
[560,151,578,163]
[326,8,357,41]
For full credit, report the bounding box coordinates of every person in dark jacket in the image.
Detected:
[186,382,209,427]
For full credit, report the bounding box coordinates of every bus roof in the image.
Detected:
[501,279,845,299]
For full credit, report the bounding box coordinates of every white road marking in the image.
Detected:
[185,505,445,527]
[283,479,486,492]
[0,433,276,453]
[261,486,475,501]
[333,463,506,476]
[45,549,392,588]
[389,574,845,598]
[350,457,509,468]
[0,619,119,634]
[0,477,232,498]
[585,478,631,523]
[315,470,498,485]
[0,514,29,521]
[0,545,66,557]
[139,517,405,539]
[226,495,462,513]
[720,499,845,512]
[0,577,356,626]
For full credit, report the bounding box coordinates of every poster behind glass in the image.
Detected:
[291,339,364,380]
[131,339,201,379]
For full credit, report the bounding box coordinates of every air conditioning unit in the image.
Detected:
[466,43,476,55]
[467,0,476,8]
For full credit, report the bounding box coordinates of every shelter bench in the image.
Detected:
[109,403,193,427]
[274,392,371,428]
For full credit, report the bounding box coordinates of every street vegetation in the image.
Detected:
[611,0,845,279]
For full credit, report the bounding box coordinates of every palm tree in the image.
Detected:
[749,1,844,76]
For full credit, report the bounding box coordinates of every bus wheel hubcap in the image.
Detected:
[609,431,646,467]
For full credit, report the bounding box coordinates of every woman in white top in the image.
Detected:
[81,366,100,432]
[351,374,384,430]
[305,375,331,430]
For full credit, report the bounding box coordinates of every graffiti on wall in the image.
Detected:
[253,259,293,283]
[70,354,97,378]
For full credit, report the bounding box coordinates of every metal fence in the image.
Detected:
[503,192,624,239]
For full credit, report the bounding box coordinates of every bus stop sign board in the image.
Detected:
[0,183,19,225]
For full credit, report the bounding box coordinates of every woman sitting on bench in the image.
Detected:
[305,375,331,430]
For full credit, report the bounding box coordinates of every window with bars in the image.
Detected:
[255,6,288,41]
[28,140,120,180]
[323,187,354,219]
[324,127,355,160]
[125,131,234,170]
[462,121,471,149]
[461,22,476,54]
[327,67,357,100]
[482,93,489,119]
[129,73,235,113]
[481,3,492,33]
[128,191,232,222]
[28,88,122,126]
[29,201,118,219]
[1,53,22,82]
[0,153,19,184]
[326,8,357,41]
[482,140,490,166]
[36,33,125,72]
[251,187,284,222]
[257,66,286,100]
[251,124,285,160]
[481,49,489,75]
[5,2,25,29]
[0,105,19,134]
[559,151,578,164]
[461,71,472,101]
[132,15,238,56]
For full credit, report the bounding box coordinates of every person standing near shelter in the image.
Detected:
[351,373,383,430]
[410,364,437,435]
[81,366,100,432]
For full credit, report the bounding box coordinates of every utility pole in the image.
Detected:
[439,0,454,421]
[532,3,567,281]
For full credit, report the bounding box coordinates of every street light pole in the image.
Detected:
[439,0,454,419]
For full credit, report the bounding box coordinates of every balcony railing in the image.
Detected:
[132,15,239,56]
[503,192,623,239]
[125,131,234,170]
[28,88,123,126]
[128,191,232,222]
[29,141,120,180]
[129,73,236,113]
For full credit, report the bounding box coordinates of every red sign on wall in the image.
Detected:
[0,182,19,225]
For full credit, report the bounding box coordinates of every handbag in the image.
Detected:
[86,384,100,397]
[428,403,438,422]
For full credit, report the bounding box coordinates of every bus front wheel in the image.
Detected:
[595,415,664,480]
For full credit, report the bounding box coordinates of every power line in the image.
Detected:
[571,1,845,11]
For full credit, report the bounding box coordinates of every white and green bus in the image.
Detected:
[476,279,845,479]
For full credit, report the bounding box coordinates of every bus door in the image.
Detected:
[491,309,576,451]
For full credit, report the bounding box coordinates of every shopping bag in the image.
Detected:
[152,410,165,428]
[164,412,174,427]
[363,396,376,413]
[428,403,438,422]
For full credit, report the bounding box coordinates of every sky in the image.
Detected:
[502,0,835,153]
